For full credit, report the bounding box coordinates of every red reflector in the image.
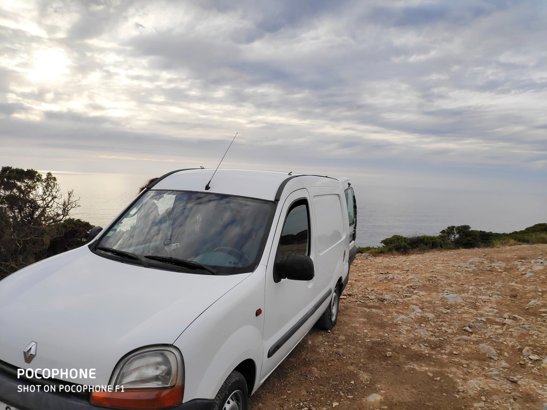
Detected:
[255,308,262,317]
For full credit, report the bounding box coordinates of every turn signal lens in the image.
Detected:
[90,385,183,409]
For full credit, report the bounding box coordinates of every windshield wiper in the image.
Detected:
[144,255,216,275]
[96,246,143,262]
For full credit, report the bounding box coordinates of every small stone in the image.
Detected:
[506,376,518,383]
[463,326,473,333]
[479,344,497,360]
[385,352,392,358]
[528,354,541,361]
[332,402,339,407]
[522,346,532,358]
[441,293,463,303]
[416,328,431,338]
[395,315,413,323]
[367,393,382,403]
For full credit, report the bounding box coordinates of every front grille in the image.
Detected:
[0,360,91,401]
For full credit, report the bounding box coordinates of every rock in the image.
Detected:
[528,354,541,361]
[465,379,482,395]
[505,376,518,383]
[525,299,540,309]
[479,344,497,359]
[441,293,463,303]
[531,258,545,271]
[332,402,339,407]
[395,315,413,324]
[416,328,431,338]
[410,305,422,314]
[385,351,392,358]
[522,347,532,358]
[366,393,382,403]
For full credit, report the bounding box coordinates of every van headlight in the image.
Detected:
[90,346,184,409]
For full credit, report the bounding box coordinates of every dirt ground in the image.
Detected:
[250,245,546,409]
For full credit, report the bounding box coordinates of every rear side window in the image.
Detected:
[276,200,310,261]
[345,187,357,241]
[313,194,344,253]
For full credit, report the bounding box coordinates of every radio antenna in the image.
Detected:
[205,131,238,190]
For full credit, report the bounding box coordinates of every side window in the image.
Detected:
[345,187,357,241]
[276,200,310,261]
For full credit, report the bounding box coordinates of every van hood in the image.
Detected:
[0,247,249,385]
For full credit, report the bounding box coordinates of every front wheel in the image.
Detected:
[214,371,248,410]
[315,287,340,330]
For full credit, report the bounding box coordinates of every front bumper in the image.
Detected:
[0,366,214,410]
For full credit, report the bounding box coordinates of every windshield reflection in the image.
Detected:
[95,191,275,274]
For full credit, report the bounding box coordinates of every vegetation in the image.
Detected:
[0,166,92,278]
[359,223,547,254]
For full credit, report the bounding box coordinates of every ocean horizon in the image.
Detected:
[52,171,547,247]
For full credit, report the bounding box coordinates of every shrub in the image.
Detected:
[0,166,80,276]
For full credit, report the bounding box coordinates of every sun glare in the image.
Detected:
[29,48,70,83]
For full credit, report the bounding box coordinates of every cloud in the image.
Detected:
[0,0,545,190]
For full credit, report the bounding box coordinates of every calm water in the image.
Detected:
[53,172,547,247]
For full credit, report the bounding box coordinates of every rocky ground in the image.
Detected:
[250,244,546,409]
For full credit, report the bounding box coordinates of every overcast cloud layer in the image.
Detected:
[0,0,546,190]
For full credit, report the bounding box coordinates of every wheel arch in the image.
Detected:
[234,359,256,395]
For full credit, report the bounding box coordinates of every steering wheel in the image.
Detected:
[212,247,251,265]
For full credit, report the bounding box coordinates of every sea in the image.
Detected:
[52,172,547,247]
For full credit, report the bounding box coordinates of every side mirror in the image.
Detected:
[87,226,103,242]
[274,254,314,283]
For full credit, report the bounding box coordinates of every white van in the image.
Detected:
[0,169,357,410]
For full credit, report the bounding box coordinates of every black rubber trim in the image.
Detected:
[274,174,339,202]
[147,168,203,190]
[274,175,299,201]
[267,290,331,358]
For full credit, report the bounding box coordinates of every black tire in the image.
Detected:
[315,287,340,330]
[213,371,249,410]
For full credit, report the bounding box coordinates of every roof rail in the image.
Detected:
[274,174,339,202]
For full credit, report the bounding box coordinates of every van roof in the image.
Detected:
[153,168,342,201]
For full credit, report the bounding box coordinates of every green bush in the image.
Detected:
[362,223,547,255]
[381,235,411,252]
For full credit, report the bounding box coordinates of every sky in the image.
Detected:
[0,0,546,193]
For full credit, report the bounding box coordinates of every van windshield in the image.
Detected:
[93,190,275,274]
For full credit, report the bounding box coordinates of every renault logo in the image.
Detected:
[24,341,37,364]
